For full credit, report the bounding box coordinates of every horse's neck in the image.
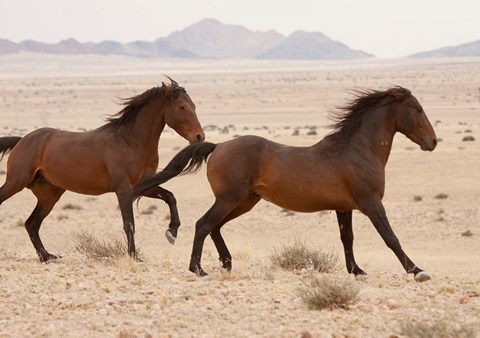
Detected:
[128,103,166,152]
[352,111,396,167]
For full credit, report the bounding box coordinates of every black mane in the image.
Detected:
[326,86,411,141]
[104,79,186,130]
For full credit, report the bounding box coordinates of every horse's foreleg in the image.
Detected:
[360,201,430,282]
[335,211,366,276]
[116,191,138,260]
[29,182,65,262]
[140,186,180,245]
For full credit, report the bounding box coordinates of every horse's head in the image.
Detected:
[390,87,437,151]
[162,78,205,144]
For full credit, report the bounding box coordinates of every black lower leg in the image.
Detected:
[363,202,423,276]
[25,205,60,262]
[336,211,366,276]
[210,228,232,271]
[142,186,180,241]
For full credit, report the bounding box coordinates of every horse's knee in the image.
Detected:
[195,222,212,239]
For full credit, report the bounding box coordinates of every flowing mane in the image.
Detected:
[326,86,412,141]
[104,79,186,129]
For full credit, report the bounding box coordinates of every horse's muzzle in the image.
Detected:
[421,138,437,151]
[189,132,205,144]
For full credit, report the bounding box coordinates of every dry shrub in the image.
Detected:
[140,204,157,215]
[62,203,82,210]
[413,195,423,202]
[270,240,338,273]
[400,318,477,338]
[299,275,360,310]
[72,229,141,261]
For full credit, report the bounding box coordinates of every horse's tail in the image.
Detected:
[133,142,217,198]
[0,136,22,162]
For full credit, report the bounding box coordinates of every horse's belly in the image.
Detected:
[257,182,356,213]
[40,167,113,195]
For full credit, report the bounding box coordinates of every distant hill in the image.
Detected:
[0,18,371,60]
[256,30,372,60]
[410,40,480,58]
[164,18,284,58]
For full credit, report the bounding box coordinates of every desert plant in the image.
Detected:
[299,275,360,310]
[270,240,338,273]
[72,229,141,260]
[462,135,475,142]
[400,318,477,338]
[62,203,82,210]
[413,195,423,202]
[140,204,157,215]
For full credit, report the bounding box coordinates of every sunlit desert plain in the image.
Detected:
[0,54,479,337]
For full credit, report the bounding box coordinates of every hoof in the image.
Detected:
[355,274,368,282]
[39,253,61,263]
[189,266,208,277]
[165,229,176,245]
[414,271,431,282]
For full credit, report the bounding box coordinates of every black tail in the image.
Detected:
[133,142,217,198]
[0,136,21,161]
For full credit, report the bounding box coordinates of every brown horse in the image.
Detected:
[0,78,204,262]
[134,86,438,282]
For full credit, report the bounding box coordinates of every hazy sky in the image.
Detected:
[1,0,479,58]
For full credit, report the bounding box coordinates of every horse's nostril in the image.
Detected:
[196,134,204,142]
[433,138,437,146]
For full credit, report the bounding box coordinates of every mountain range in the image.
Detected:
[0,19,371,60]
[0,19,479,59]
[409,39,480,58]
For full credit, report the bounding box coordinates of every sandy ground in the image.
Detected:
[0,54,479,337]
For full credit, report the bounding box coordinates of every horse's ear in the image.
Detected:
[166,76,178,87]
[388,87,407,99]
[161,81,170,94]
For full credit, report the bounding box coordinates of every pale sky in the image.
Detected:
[0,0,479,58]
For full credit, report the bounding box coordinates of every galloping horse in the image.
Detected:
[134,87,437,282]
[0,78,204,261]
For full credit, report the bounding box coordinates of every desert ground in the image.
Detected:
[0,54,479,337]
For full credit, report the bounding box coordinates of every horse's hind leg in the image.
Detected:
[27,181,65,262]
[210,194,261,272]
[140,186,180,244]
[0,163,38,205]
[189,197,244,276]
[336,211,366,276]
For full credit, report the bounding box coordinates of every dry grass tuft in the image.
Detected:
[270,240,338,273]
[62,203,83,210]
[400,318,477,338]
[299,275,360,310]
[72,229,141,261]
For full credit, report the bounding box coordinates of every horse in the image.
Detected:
[0,78,205,262]
[133,86,438,282]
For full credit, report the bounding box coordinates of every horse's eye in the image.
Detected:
[179,106,185,111]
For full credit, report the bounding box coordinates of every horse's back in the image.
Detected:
[7,127,117,194]
[207,135,358,212]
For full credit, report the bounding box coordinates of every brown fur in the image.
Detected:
[134,87,437,279]
[0,79,204,262]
